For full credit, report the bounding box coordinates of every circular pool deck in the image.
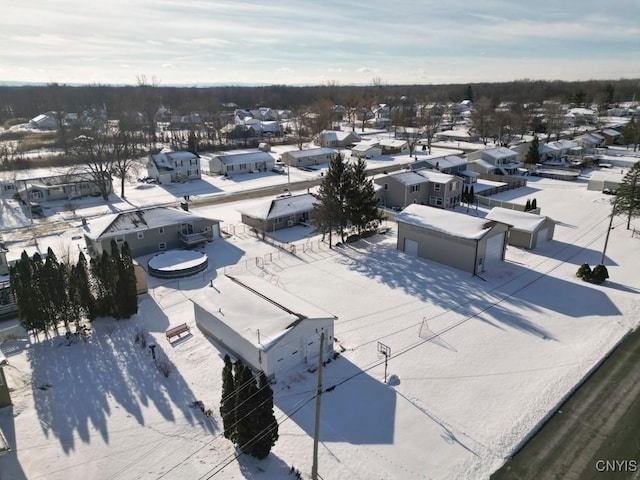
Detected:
[147,250,208,279]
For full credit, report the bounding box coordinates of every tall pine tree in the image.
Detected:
[613,161,640,229]
[220,354,237,441]
[234,360,258,454]
[345,158,381,236]
[525,136,540,168]
[314,154,349,246]
[249,371,279,459]
[117,242,138,318]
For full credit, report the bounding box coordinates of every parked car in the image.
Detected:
[272,165,286,174]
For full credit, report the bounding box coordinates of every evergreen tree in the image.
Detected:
[220,354,237,442]
[531,198,537,210]
[464,85,474,102]
[249,371,279,459]
[69,252,97,324]
[234,360,258,454]
[613,161,640,229]
[345,158,381,236]
[117,242,138,318]
[525,199,531,212]
[525,136,540,167]
[9,251,40,334]
[314,154,349,246]
[44,248,69,332]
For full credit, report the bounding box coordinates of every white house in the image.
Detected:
[315,130,361,148]
[351,142,382,159]
[191,274,336,378]
[280,147,338,167]
[200,150,275,176]
[467,147,521,175]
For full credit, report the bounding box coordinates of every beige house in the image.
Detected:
[395,204,509,274]
[238,193,317,233]
[467,147,521,175]
[485,207,555,249]
[280,148,338,167]
[147,150,201,184]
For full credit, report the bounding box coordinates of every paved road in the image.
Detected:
[492,326,640,480]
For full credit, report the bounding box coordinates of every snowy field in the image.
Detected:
[1,174,640,479]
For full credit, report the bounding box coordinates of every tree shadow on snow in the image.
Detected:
[27,322,214,453]
[0,406,28,480]
[237,452,296,479]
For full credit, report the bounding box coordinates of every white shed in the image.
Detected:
[191,275,335,378]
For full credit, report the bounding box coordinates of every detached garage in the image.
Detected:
[486,207,556,250]
[395,204,509,274]
[191,274,335,379]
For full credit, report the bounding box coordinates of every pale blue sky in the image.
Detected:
[2,0,639,86]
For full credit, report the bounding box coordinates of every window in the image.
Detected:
[429,196,443,206]
[115,236,125,244]
[190,159,197,166]
[434,183,442,192]
[159,242,167,250]
[384,183,388,190]
[137,232,144,240]
[227,165,234,172]
[410,185,420,193]
[158,227,165,234]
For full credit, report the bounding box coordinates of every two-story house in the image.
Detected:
[467,147,521,175]
[374,170,462,210]
[147,150,201,184]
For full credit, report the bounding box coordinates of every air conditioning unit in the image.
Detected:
[287,220,294,227]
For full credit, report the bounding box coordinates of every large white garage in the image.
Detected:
[486,207,556,250]
[191,274,336,378]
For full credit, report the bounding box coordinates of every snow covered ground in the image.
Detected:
[1,171,640,479]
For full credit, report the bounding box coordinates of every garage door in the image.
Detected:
[273,339,303,373]
[484,233,505,271]
[404,238,419,256]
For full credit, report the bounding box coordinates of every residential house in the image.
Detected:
[485,207,556,249]
[601,129,622,145]
[280,148,338,168]
[192,274,335,379]
[29,112,58,130]
[467,147,521,175]
[315,130,361,148]
[17,171,112,203]
[412,155,468,175]
[351,142,382,159]
[147,150,201,184]
[577,133,605,153]
[200,150,275,176]
[379,138,409,155]
[238,193,317,232]
[374,170,462,210]
[83,206,220,257]
[395,204,509,274]
[539,140,581,164]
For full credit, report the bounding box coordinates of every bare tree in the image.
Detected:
[136,75,161,150]
[543,99,565,142]
[470,97,495,145]
[111,114,142,199]
[418,102,444,154]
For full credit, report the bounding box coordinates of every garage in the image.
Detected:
[483,233,505,271]
[486,207,556,250]
[395,204,510,274]
[192,274,336,379]
[404,238,419,256]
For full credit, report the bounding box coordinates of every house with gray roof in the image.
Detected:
[315,130,361,148]
[83,206,220,257]
[485,207,555,249]
[238,193,317,232]
[467,147,521,175]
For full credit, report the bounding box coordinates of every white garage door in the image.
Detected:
[404,238,419,256]
[274,339,303,373]
[484,233,505,271]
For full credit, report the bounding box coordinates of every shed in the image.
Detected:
[191,275,335,378]
[395,204,509,274]
[485,207,556,249]
[587,170,626,192]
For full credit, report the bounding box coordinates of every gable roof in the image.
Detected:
[208,150,274,165]
[415,170,457,183]
[396,204,497,240]
[84,207,213,241]
[191,274,334,351]
[285,147,337,159]
[485,207,552,233]
[480,147,518,160]
[387,171,431,186]
[150,150,199,171]
[238,193,317,220]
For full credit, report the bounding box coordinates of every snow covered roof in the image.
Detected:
[485,207,552,233]
[379,138,407,148]
[481,147,518,160]
[385,171,430,186]
[416,170,456,183]
[208,150,274,165]
[191,274,335,350]
[459,170,480,177]
[542,140,579,152]
[151,150,199,171]
[351,143,380,153]
[395,204,497,240]
[602,129,621,137]
[589,170,627,183]
[84,207,215,240]
[472,158,498,171]
[237,193,317,220]
[285,147,337,159]
[434,129,471,139]
[431,155,467,169]
[318,130,360,142]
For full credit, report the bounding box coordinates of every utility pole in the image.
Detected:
[600,195,617,265]
[311,330,325,480]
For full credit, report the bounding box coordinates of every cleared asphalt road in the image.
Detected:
[492,325,640,480]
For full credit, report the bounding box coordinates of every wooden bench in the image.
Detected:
[166,323,190,341]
